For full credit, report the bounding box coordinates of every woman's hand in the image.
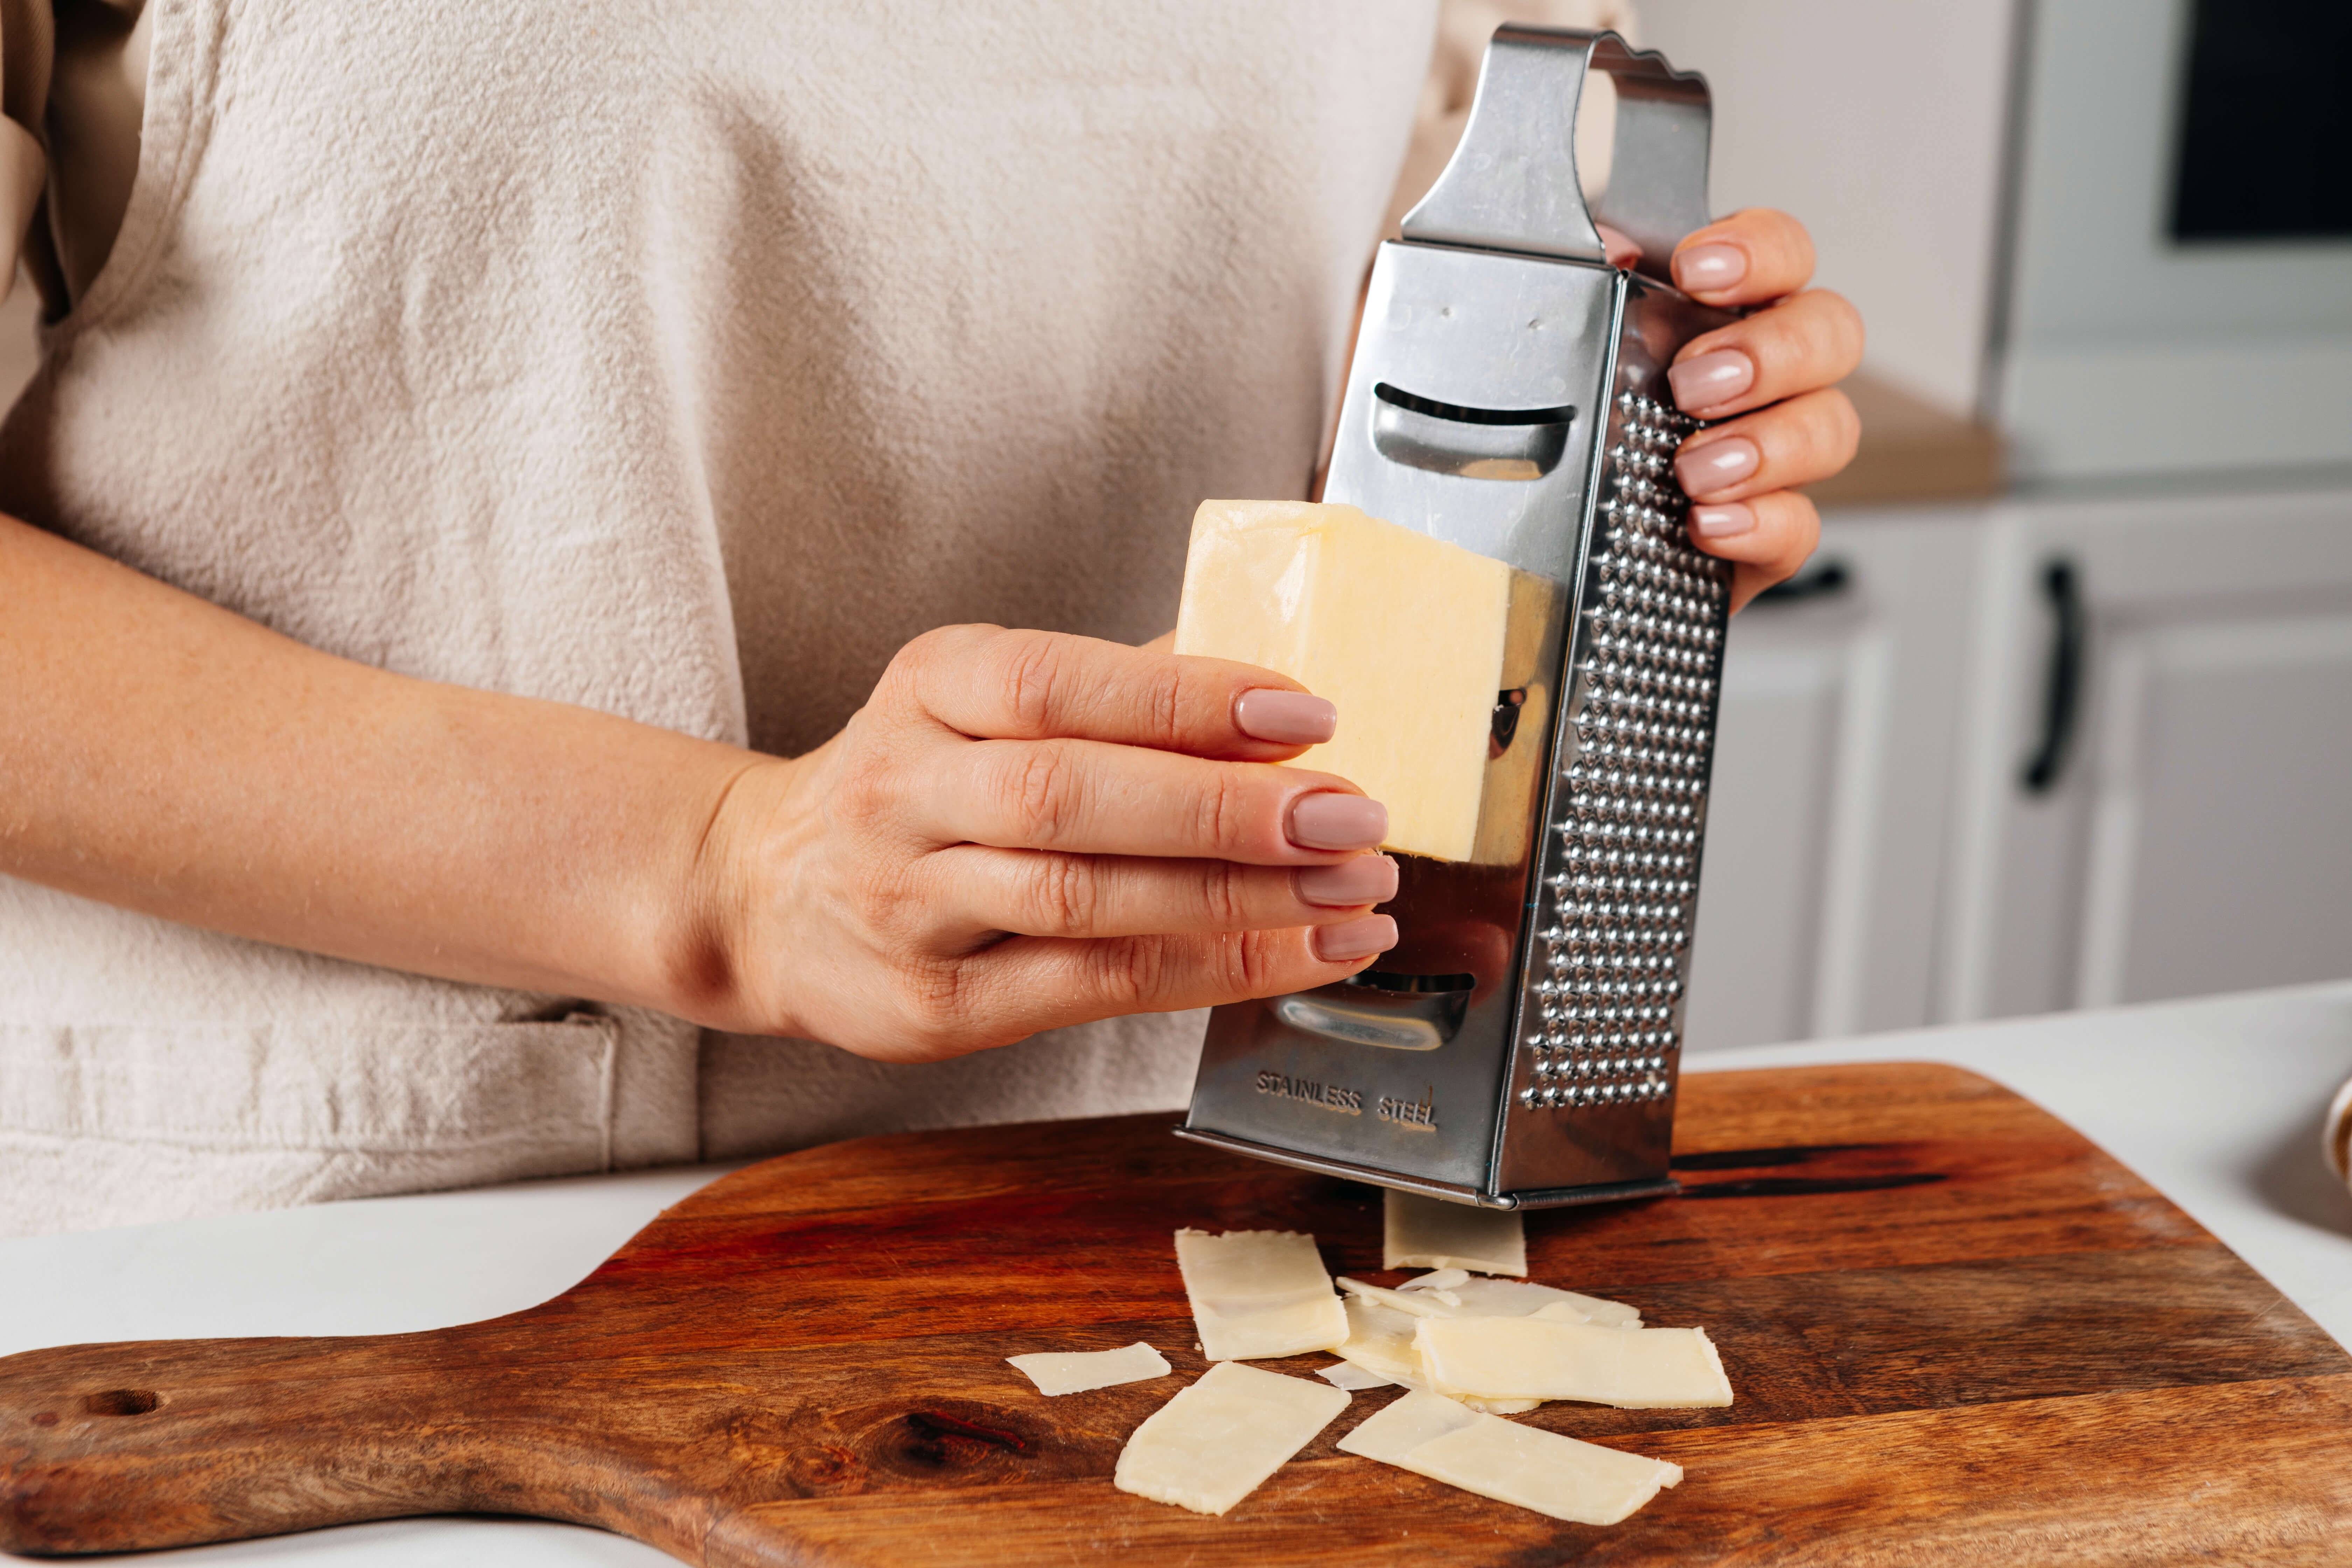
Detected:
[0,516,1396,1066]
[1659,209,1864,611]
[685,625,1401,1061]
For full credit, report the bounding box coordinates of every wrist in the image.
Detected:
[655,744,830,1035]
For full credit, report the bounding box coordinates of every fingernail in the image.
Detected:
[1674,242,1747,294]
[1288,792,1388,852]
[1689,502,1757,540]
[1312,913,1398,963]
[1294,854,1399,908]
[1235,688,1337,746]
[1668,349,1754,412]
[1675,436,1760,495]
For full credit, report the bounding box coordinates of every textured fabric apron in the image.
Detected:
[0,0,1451,1233]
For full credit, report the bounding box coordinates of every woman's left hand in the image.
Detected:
[1650,208,1864,611]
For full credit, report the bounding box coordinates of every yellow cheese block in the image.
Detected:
[1174,499,1514,863]
[1471,567,1563,866]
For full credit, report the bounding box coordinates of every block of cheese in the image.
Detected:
[1113,1360,1351,1516]
[1173,499,1513,862]
[1471,567,1565,866]
[1339,1273,1642,1330]
[1415,1315,1734,1408]
[1337,1390,1685,1526]
[1174,1228,1349,1361]
[1385,1190,1528,1275]
[1006,1342,1173,1396]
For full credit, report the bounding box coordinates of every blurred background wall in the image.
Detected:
[1665,0,2352,1052]
[1640,0,2017,418]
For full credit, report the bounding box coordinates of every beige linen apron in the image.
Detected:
[0,0,1625,1234]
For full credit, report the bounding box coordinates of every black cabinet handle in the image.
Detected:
[1750,558,1850,605]
[2021,558,2084,794]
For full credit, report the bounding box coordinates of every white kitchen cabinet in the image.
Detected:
[1681,509,1982,1051]
[1939,483,2352,1021]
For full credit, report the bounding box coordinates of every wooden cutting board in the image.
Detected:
[5,1062,2350,1564]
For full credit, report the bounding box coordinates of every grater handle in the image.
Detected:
[1401,26,1712,284]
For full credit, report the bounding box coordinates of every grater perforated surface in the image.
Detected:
[1515,390,1729,1114]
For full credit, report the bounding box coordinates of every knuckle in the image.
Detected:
[1024,852,1100,936]
[888,624,989,714]
[1195,769,1251,856]
[1006,741,1081,845]
[1770,210,1817,269]
[1228,930,1287,997]
[988,629,1068,737]
[1149,662,1187,751]
[1783,491,1824,543]
[1834,294,1868,354]
[1815,287,1864,334]
[1761,494,1822,572]
[1817,388,1863,463]
[1202,862,1253,930]
[894,957,972,1050]
[856,870,926,947]
[1804,290,1868,368]
[1757,291,1854,374]
[892,624,962,680]
[1086,936,1162,1011]
[831,745,899,831]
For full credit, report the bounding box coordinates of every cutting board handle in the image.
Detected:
[0,1328,697,1558]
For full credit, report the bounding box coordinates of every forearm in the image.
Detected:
[0,513,760,1015]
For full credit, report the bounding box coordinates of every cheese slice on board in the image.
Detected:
[1385,1190,1528,1275]
[1006,1342,1172,1396]
[1174,1228,1349,1361]
[1333,1296,1539,1416]
[1415,1315,1733,1408]
[1333,1295,1430,1386]
[1113,1361,1351,1516]
[1338,1390,1684,1526]
[1339,1273,1642,1329]
[1173,499,1512,862]
[1316,1360,1396,1392]
[1399,1267,1472,1296]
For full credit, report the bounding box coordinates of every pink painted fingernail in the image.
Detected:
[1295,854,1399,909]
[1674,243,1747,294]
[1288,792,1388,851]
[1689,502,1757,541]
[1675,436,1760,495]
[1312,913,1398,962]
[1235,688,1337,746]
[1668,349,1754,412]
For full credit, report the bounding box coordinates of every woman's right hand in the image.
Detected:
[678,624,1402,1061]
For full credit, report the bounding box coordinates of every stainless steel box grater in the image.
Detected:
[1177,27,1736,1209]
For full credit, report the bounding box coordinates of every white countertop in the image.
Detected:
[8,980,2352,1564]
